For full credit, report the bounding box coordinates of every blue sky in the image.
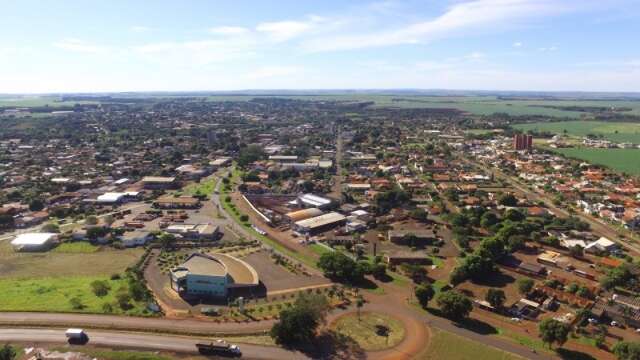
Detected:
[1,0,639,93]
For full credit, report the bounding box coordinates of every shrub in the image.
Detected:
[91,280,111,297]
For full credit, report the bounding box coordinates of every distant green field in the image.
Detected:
[514,120,640,143]
[551,147,640,175]
[0,96,95,108]
[205,95,640,118]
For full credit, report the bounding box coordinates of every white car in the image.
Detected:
[611,321,619,327]
[588,318,599,324]
[510,317,522,322]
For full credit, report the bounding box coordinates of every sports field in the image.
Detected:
[551,147,640,176]
[514,120,640,143]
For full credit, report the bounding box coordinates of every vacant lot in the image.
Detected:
[0,241,144,279]
[52,242,99,253]
[552,147,640,176]
[514,120,640,143]
[418,329,523,360]
[243,250,330,293]
[331,312,405,351]
[0,276,148,315]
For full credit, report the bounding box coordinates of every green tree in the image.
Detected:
[0,344,17,360]
[270,293,329,345]
[158,232,176,249]
[41,223,60,233]
[29,198,44,211]
[517,278,534,295]
[436,291,472,321]
[415,283,435,308]
[485,288,506,309]
[613,341,640,360]
[538,318,570,348]
[317,252,363,283]
[498,193,518,207]
[90,280,111,297]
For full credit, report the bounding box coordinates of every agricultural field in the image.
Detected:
[0,96,95,108]
[551,147,640,176]
[205,94,640,118]
[418,329,524,360]
[514,120,640,143]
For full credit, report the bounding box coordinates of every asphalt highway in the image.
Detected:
[0,328,308,360]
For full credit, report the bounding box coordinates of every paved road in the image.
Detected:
[365,281,553,360]
[0,328,307,359]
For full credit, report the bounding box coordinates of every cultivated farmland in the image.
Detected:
[550,147,640,176]
[514,120,640,143]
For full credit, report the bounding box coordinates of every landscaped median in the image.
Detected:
[330,312,406,351]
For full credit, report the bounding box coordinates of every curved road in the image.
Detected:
[0,328,307,359]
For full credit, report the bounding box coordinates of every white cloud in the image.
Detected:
[209,26,250,35]
[303,0,571,52]
[538,46,558,52]
[52,39,109,54]
[513,41,523,47]
[256,19,316,42]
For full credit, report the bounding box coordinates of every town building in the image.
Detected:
[11,233,58,252]
[293,212,346,236]
[170,252,259,298]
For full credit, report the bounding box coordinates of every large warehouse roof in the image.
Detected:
[295,212,346,229]
[11,232,57,246]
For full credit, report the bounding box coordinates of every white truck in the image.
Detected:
[65,328,88,343]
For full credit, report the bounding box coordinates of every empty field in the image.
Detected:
[418,329,523,360]
[0,241,144,279]
[551,147,640,176]
[513,120,640,143]
[0,276,148,315]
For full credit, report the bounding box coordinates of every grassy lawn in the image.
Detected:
[331,312,405,351]
[53,348,173,360]
[551,147,640,176]
[181,176,217,199]
[0,241,144,279]
[0,276,148,315]
[419,329,524,360]
[514,120,640,143]
[52,242,99,253]
[309,243,333,256]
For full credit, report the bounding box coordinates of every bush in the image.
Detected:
[116,292,133,310]
[69,297,85,310]
[102,303,114,313]
[240,214,249,222]
[91,280,111,297]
